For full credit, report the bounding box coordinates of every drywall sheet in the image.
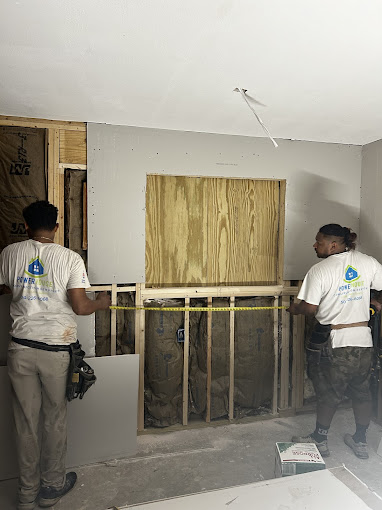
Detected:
[360,138,382,260]
[123,469,372,510]
[0,354,138,480]
[88,124,361,284]
[66,354,138,467]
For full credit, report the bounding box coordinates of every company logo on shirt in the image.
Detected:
[24,257,48,278]
[344,265,360,283]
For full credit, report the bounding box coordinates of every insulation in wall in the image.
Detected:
[144,300,184,427]
[64,168,87,263]
[0,127,46,251]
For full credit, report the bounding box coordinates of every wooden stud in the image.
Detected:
[141,285,298,300]
[82,181,88,250]
[206,296,212,423]
[86,285,113,292]
[272,296,279,415]
[135,283,146,432]
[0,115,86,131]
[291,281,305,410]
[291,312,298,410]
[295,314,305,410]
[277,180,286,284]
[47,129,55,205]
[110,283,117,356]
[229,296,235,420]
[182,297,190,426]
[58,163,87,170]
[279,291,291,410]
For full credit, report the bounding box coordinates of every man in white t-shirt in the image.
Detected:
[288,223,382,460]
[0,201,111,510]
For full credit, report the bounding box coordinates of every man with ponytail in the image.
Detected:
[288,224,382,459]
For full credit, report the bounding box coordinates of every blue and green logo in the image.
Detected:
[344,265,360,283]
[24,257,48,278]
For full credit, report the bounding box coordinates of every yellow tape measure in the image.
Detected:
[110,306,287,312]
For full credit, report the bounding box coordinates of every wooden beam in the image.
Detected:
[110,283,117,356]
[295,314,305,410]
[229,296,235,420]
[277,180,286,284]
[272,296,279,414]
[206,297,212,423]
[87,285,112,292]
[135,283,146,431]
[47,129,55,205]
[58,163,87,170]
[182,297,190,426]
[141,285,298,300]
[279,292,291,410]
[0,115,86,131]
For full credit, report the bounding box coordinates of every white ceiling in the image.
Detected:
[1,0,382,145]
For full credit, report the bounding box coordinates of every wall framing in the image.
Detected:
[0,115,87,246]
[89,282,304,432]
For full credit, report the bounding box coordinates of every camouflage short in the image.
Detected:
[308,346,373,407]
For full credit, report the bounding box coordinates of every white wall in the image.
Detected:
[359,139,382,261]
[88,124,362,284]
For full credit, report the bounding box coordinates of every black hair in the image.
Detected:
[319,223,357,250]
[23,201,58,231]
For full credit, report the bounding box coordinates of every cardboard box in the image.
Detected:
[275,442,326,477]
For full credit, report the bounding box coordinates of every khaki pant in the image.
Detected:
[7,347,70,505]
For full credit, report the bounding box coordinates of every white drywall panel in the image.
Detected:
[88,123,361,283]
[0,354,138,481]
[124,469,371,510]
[359,139,382,261]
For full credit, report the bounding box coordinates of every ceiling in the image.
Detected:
[1,0,382,145]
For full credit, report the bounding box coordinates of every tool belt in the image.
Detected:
[331,321,368,330]
[11,337,71,352]
[307,321,370,369]
[11,337,96,401]
[66,341,97,401]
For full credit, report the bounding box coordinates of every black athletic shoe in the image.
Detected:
[38,472,77,508]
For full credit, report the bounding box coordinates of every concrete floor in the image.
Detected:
[1,408,382,510]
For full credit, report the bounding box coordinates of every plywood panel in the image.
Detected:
[146,175,280,286]
[207,178,280,285]
[60,130,87,165]
[146,175,208,286]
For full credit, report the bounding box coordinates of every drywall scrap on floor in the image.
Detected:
[122,468,377,510]
[0,354,139,481]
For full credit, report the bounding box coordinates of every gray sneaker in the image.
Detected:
[344,433,369,459]
[291,433,330,457]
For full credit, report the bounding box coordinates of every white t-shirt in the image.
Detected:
[0,240,90,346]
[298,250,382,348]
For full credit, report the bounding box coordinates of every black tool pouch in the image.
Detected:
[306,323,332,368]
[66,340,97,401]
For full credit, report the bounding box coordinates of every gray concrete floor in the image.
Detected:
[1,408,382,510]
